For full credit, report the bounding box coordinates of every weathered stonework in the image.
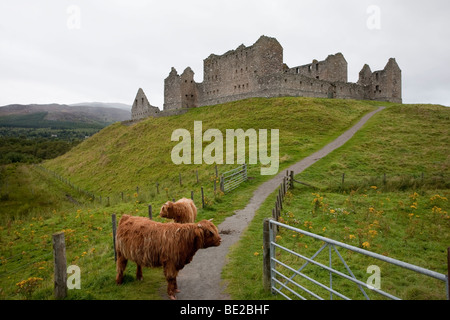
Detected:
[132,35,402,120]
[131,88,160,121]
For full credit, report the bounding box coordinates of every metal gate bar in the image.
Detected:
[264,218,449,300]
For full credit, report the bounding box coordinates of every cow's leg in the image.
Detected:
[116,252,128,285]
[174,278,180,293]
[163,263,179,300]
[136,264,143,281]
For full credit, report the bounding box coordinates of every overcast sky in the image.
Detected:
[1,0,449,108]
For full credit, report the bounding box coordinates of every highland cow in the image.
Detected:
[115,214,221,300]
[160,197,197,223]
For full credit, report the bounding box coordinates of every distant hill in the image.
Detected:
[69,102,131,111]
[0,103,131,128]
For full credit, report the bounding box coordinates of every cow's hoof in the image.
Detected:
[169,295,177,300]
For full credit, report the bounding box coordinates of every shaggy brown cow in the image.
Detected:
[160,197,197,223]
[115,214,221,300]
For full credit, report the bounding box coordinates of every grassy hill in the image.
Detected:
[1,97,448,300]
[0,96,382,300]
[44,97,380,198]
[224,103,450,300]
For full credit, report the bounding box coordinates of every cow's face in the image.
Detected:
[197,220,221,248]
[160,202,173,219]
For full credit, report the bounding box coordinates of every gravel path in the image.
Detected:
[175,107,385,300]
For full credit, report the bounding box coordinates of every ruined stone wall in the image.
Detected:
[357,58,402,103]
[289,53,348,83]
[131,88,160,121]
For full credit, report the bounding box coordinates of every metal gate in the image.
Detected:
[220,164,248,193]
[263,218,449,300]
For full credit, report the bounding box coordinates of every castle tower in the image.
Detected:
[382,58,402,103]
[252,35,284,75]
[164,68,182,111]
[369,58,402,103]
[180,67,198,109]
[164,67,199,110]
[358,64,373,86]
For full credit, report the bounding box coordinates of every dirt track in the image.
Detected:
[175,107,385,300]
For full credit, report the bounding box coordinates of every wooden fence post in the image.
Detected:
[156,182,159,194]
[52,232,67,299]
[215,165,218,178]
[263,219,271,292]
[112,214,117,262]
[196,170,199,184]
[148,204,152,220]
[341,173,345,190]
[191,190,194,201]
[201,187,205,208]
[179,172,182,186]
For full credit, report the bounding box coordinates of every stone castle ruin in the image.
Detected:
[131,35,401,121]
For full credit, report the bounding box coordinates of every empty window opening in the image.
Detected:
[316,64,319,71]
[375,73,379,81]
[296,67,299,74]
[316,76,319,79]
